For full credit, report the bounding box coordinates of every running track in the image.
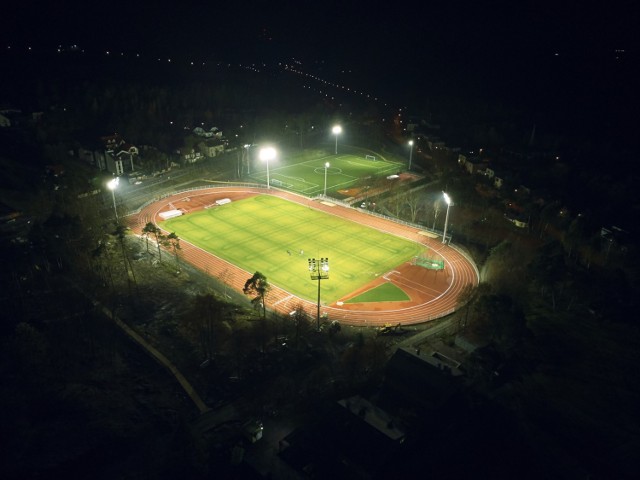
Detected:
[126,187,479,327]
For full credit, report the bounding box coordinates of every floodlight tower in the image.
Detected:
[324,162,330,197]
[107,177,120,222]
[259,146,276,189]
[442,192,453,244]
[408,140,414,170]
[308,257,329,331]
[244,144,251,175]
[332,125,342,155]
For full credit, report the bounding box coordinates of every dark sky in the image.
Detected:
[5,1,636,59]
[3,1,638,142]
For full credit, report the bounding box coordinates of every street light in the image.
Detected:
[107,177,120,222]
[442,192,453,244]
[308,257,329,331]
[408,140,414,170]
[259,146,276,189]
[323,162,330,197]
[332,125,342,155]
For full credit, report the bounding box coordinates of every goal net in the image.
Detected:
[365,154,376,161]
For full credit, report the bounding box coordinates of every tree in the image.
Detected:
[290,303,311,347]
[432,198,442,230]
[143,222,163,261]
[166,232,181,272]
[141,222,154,255]
[243,272,270,321]
[404,189,423,223]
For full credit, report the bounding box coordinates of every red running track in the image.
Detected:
[127,187,479,327]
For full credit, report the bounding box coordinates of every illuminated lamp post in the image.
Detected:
[442,192,453,244]
[332,125,342,155]
[107,177,120,222]
[259,146,276,189]
[244,144,251,175]
[308,257,329,331]
[408,140,414,170]
[324,162,330,197]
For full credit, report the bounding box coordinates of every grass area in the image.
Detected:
[345,282,410,303]
[164,195,425,303]
[248,148,402,196]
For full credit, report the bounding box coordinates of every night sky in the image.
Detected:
[3,1,638,143]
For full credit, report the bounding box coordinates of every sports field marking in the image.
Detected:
[163,195,426,303]
[279,174,307,182]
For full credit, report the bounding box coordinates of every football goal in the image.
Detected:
[365,154,376,161]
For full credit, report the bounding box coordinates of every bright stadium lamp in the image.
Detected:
[332,125,342,155]
[107,177,120,222]
[259,146,276,189]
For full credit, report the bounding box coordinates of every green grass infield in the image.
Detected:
[164,195,425,303]
[249,149,401,196]
[345,282,410,304]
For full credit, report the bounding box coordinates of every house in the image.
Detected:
[100,134,125,152]
[180,148,204,164]
[482,166,495,179]
[105,152,125,175]
[464,158,483,174]
[95,135,138,175]
[198,140,225,158]
[115,143,139,171]
[278,396,405,478]
[380,347,464,410]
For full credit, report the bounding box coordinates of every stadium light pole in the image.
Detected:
[442,192,453,244]
[332,125,342,155]
[408,140,414,170]
[259,146,276,189]
[308,257,329,331]
[107,177,120,222]
[323,162,330,197]
[244,144,251,175]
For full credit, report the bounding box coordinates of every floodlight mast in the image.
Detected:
[442,192,452,244]
[308,257,329,331]
[244,144,251,175]
[408,140,414,170]
[259,147,276,189]
[332,125,342,155]
[324,162,330,197]
[107,177,120,222]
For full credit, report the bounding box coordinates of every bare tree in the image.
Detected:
[432,199,442,230]
[405,190,423,223]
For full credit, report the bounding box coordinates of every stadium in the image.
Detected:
[126,148,479,327]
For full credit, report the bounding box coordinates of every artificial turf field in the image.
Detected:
[164,195,426,303]
[248,149,402,196]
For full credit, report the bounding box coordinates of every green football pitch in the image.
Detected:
[248,149,402,196]
[164,195,426,303]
